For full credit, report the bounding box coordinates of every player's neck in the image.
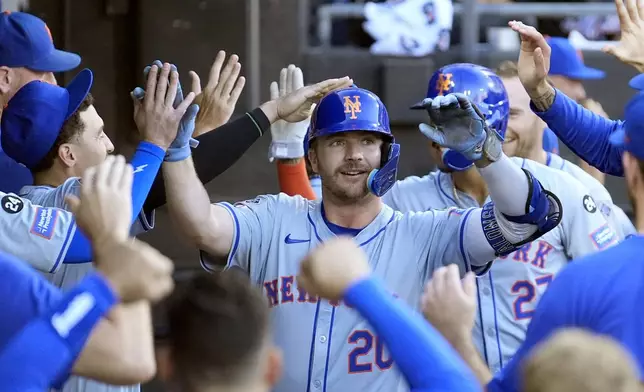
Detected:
[451,168,488,206]
[520,148,548,165]
[32,168,71,188]
[322,192,383,229]
[635,201,644,234]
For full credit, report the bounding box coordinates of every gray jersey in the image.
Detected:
[546,152,636,238]
[0,192,76,271]
[20,178,153,392]
[204,193,493,392]
[383,157,617,373]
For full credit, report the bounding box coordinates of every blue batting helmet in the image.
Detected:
[423,63,509,171]
[306,86,400,197]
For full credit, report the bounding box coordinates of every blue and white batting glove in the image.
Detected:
[131,60,200,162]
[411,93,488,161]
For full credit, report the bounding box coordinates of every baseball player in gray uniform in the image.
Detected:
[494,60,635,239]
[384,63,620,374]
[0,64,195,392]
[163,80,563,391]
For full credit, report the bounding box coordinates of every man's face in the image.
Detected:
[308,131,383,203]
[67,105,114,176]
[502,76,545,158]
[549,75,586,102]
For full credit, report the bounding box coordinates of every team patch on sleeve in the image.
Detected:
[30,207,59,240]
[589,223,618,250]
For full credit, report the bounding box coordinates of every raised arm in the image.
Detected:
[269,65,317,200]
[508,20,624,176]
[141,54,273,212]
[162,76,353,258]
[413,94,562,266]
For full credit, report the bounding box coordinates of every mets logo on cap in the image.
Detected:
[344,95,362,119]
[436,73,454,95]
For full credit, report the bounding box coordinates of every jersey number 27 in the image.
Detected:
[348,330,394,373]
[512,274,553,320]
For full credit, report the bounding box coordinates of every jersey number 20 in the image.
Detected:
[348,330,394,373]
[512,274,553,320]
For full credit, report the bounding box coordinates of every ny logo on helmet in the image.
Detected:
[436,73,454,95]
[344,96,362,119]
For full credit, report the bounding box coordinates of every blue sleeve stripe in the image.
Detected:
[52,219,77,273]
[216,202,241,270]
[458,208,476,273]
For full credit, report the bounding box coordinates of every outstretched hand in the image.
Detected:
[508,20,551,93]
[264,76,353,124]
[602,0,644,72]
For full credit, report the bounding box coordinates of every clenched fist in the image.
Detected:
[297,237,371,301]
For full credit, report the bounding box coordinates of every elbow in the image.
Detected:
[110,356,157,385]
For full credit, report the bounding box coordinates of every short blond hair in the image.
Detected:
[495,61,519,79]
[522,328,641,392]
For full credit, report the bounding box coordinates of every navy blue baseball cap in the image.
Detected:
[0,68,93,169]
[609,91,644,160]
[0,11,80,72]
[547,37,605,80]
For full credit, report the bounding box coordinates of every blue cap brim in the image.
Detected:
[564,66,606,80]
[629,74,644,90]
[608,127,626,148]
[64,68,93,119]
[29,49,81,73]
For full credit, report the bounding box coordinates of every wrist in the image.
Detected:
[142,138,170,151]
[259,100,279,124]
[277,158,303,165]
[527,81,556,112]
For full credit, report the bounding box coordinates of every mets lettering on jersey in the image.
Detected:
[212,193,487,392]
[344,96,362,119]
[30,207,58,240]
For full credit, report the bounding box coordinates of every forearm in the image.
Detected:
[0,274,117,390]
[477,154,528,216]
[129,142,165,222]
[72,301,155,384]
[277,159,317,200]
[449,336,493,387]
[162,157,219,249]
[345,278,480,391]
[143,108,270,211]
[529,84,624,176]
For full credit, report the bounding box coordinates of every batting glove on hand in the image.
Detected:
[411,93,488,161]
[268,64,310,162]
[131,60,200,162]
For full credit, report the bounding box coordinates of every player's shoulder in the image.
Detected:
[559,158,612,202]
[392,171,440,193]
[512,157,584,190]
[230,192,314,214]
[19,177,81,206]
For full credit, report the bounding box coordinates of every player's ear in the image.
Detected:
[0,66,11,94]
[265,345,283,388]
[307,147,319,174]
[58,143,77,169]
